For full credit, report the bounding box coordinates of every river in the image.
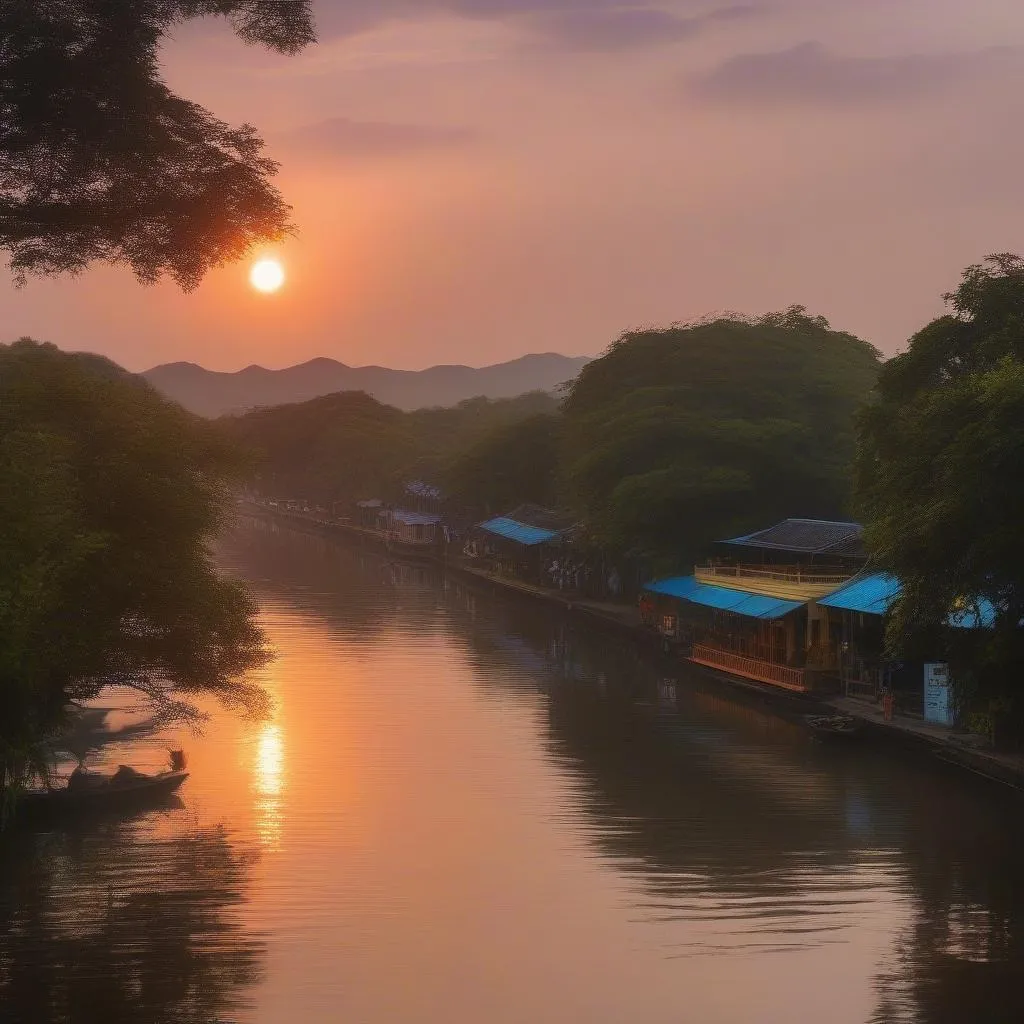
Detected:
[2,519,1023,1024]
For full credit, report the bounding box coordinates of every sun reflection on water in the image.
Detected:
[253,721,285,849]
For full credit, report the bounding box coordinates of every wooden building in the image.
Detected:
[468,505,569,584]
[644,519,867,694]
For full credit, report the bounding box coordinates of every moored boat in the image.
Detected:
[18,751,189,816]
[804,714,863,740]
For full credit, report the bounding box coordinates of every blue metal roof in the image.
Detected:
[819,572,997,628]
[478,517,561,546]
[643,575,803,620]
[818,573,900,615]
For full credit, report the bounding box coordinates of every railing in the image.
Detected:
[696,563,853,587]
[690,644,808,693]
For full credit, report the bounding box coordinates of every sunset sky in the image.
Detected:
[4,0,1024,371]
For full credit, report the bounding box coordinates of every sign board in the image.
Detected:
[924,662,955,726]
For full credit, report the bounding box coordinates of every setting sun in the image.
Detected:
[250,258,285,294]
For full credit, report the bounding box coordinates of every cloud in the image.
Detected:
[279,117,476,157]
[311,0,637,38]
[692,42,1021,103]
[310,0,760,46]
[530,5,758,51]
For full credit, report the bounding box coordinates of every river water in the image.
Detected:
[2,519,1023,1024]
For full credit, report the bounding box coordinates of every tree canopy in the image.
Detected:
[0,1,315,288]
[443,413,561,519]
[856,255,1024,713]
[0,339,269,801]
[561,308,881,568]
[223,389,560,510]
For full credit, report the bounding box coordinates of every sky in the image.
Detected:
[4,0,1024,371]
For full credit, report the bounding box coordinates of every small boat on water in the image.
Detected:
[18,750,189,816]
[804,714,863,740]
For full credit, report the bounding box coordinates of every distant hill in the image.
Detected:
[142,353,591,417]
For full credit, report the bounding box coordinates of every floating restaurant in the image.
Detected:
[643,519,867,693]
[644,517,998,706]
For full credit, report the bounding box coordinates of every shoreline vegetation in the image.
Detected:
[5,257,1024,818]
[0,339,271,819]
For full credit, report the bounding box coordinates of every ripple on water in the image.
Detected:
[3,522,1023,1024]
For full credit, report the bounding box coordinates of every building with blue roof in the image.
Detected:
[478,517,561,547]
[817,572,997,704]
[642,518,869,694]
[468,505,571,584]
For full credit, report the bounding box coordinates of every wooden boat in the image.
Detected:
[19,769,189,815]
[18,751,190,816]
[804,714,863,740]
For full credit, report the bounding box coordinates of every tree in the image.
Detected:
[223,390,418,507]
[223,389,560,509]
[0,1,315,288]
[444,413,561,518]
[561,308,881,569]
[856,255,1024,730]
[0,339,269,805]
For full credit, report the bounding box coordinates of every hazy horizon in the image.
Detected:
[4,0,1022,371]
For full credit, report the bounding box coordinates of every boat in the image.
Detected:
[18,751,189,816]
[804,714,863,740]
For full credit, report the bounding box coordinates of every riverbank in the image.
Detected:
[238,502,1024,790]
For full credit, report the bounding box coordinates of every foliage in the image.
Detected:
[561,307,881,569]
[224,389,560,509]
[0,339,269,802]
[443,413,561,518]
[224,391,415,507]
[856,255,1024,721]
[0,1,315,288]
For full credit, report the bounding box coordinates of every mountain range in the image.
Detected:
[143,353,591,417]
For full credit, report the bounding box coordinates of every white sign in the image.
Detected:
[924,662,954,726]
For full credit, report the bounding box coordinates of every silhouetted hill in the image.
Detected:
[143,353,590,417]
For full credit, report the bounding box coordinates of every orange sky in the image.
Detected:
[3,0,1024,371]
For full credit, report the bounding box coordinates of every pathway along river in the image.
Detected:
[2,519,1024,1023]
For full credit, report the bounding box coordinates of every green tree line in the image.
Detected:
[228,306,882,573]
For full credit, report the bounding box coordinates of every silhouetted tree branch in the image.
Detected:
[0,1,315,288]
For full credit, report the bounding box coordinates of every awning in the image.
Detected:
[644,575,803,620]
[819,572,996,629]
[818,573,900,615]
[478,517,560,546]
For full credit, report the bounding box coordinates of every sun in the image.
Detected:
[250,257,285,294]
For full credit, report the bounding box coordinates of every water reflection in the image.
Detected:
[0,815,264,1024]
[219,522,1024,1022]
[256,722,285,797]
[440,569,1024,1021]
[5,519,1022,1024]
[253,722,285,851]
